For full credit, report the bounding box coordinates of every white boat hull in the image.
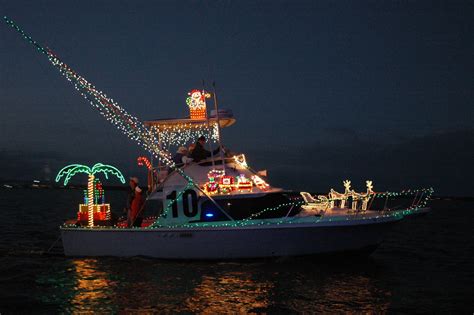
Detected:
[61,216,401,259]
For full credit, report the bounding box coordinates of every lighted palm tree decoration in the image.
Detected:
[55,163,126,227]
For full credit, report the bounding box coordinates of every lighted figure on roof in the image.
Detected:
[55,163,125,227]
[220,175,235,194]
[186,89,211,119]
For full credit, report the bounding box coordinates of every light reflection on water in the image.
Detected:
[42,257,391,313]
[184,271,274,313]
[69,259,118,312]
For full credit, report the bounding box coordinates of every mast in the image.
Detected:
[203,80,215,169]
[212,81,226,171]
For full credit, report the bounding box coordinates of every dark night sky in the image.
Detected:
[0,1,473,195]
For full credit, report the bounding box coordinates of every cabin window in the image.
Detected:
[199,192,301,222]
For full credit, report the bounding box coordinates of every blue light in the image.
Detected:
[205,213,214,218]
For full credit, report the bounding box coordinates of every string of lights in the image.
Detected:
[4,16,179,174]
[150,122,219,148]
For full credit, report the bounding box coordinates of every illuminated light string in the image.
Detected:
[62,209,406,230]
[146,204,404,230]
[147,199,308,230]
[47,44,200,185]
[4,17,192,181]
[3,17,48,55]
[8,17,162,161]
[241,201,305,222]
[64,213,402,230]
[55,163,125,186]
[151,123,219,148]
[87,174,95,227]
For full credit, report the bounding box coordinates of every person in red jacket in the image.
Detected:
[127,177,144,227]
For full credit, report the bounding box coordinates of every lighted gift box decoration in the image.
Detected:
[78,204,110,221]
[186,89,211,119]
[78,178,111,222]
[236,174,253,192]
[219,175,235,194]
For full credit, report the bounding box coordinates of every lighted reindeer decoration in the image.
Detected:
[329,180,352,208]
[351,180,375,211]
[361,180,374,211]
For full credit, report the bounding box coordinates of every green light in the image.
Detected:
[55,163,125,186]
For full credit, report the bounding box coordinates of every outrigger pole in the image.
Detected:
[4,16,234,222]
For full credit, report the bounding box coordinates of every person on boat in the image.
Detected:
[188,143,196,157]
[172,146,193,168]
[126,177,144,227]
[191,136,220,162]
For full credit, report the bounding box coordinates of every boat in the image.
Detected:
[59,152,432,258]
[5,16,434,259]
